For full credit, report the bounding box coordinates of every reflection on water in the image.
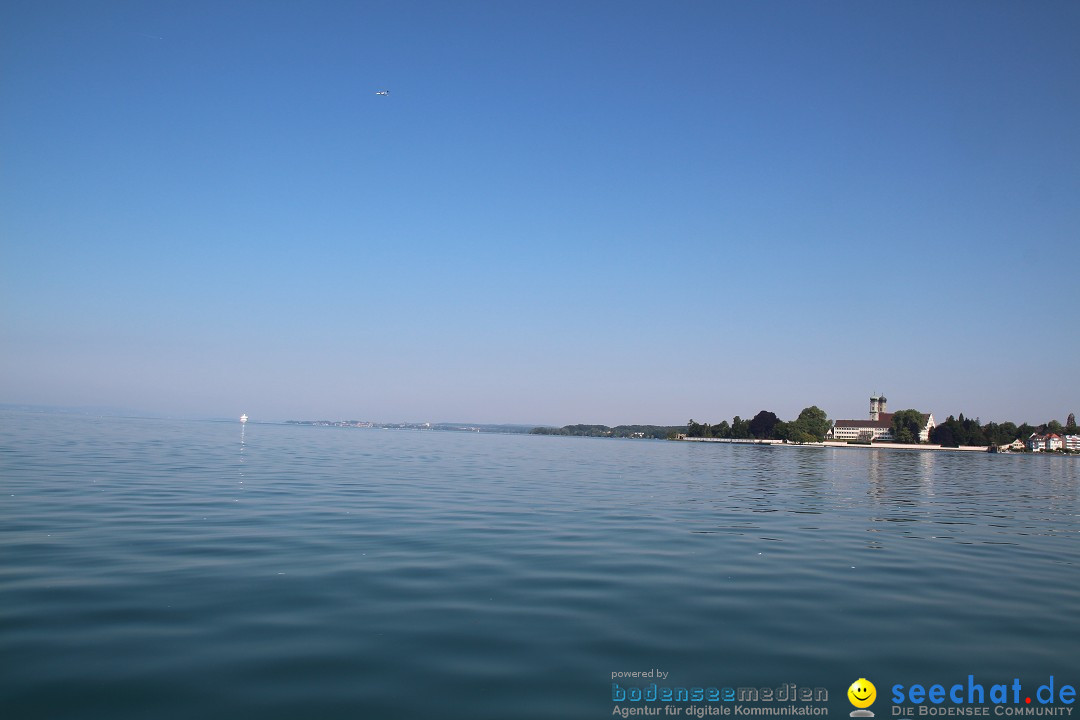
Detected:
[239,418,245,481]
[0,412,1077,720]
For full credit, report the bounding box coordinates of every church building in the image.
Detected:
[828,395,936,443]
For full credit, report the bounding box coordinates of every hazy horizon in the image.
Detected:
[2,400,1072,431]
[3,1,1077,427]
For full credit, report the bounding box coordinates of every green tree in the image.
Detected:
[781,424,817,443]
[930,421,958,447]
[959,417,987,446]
[891,409,925,444]
[995,422,1019,444]
[930,413,991,446]
[730,416,751,439]
[749,410,780,439]
[790,406,831,442]
[774,420,790,440]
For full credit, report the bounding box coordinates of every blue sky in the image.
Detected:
[2,0,1078,425]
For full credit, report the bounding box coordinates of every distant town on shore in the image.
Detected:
[287,395,1079,454]
[540,395,1078,454]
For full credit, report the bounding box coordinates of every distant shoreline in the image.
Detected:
[679,437,995,453]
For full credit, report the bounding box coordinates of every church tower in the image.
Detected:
[870,394,887,421]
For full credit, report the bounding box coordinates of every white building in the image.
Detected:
[1065,435,1080,452]
[1027,433,1064,452]
[828,395,935,443]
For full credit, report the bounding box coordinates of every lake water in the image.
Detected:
[1,411,1077,719]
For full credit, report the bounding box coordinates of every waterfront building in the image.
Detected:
[828,395,935,442]
[1027,433,1064,452]
[1065,435,1080,452]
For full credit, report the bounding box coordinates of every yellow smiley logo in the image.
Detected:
[848,678,876,709]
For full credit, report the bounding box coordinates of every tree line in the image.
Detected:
[688,408,1078,447]
[530,424,683,439]
[532,411,1077,448]
[929,413,1077,448]
[686,406,832,443]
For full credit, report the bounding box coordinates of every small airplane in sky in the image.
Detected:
[375,90,390,96]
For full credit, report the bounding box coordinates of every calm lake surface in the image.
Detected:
[2,411,1077,719]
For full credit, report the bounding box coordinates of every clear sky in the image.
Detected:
[2,0,1078,426]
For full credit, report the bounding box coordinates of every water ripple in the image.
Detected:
[1,413,1077,719]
